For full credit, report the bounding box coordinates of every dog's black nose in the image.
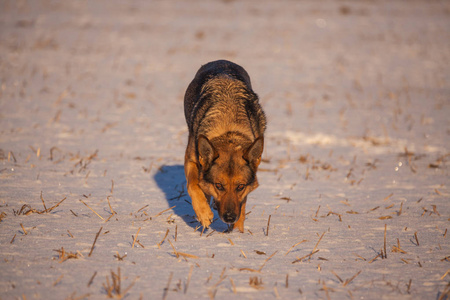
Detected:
[223,211,237,224]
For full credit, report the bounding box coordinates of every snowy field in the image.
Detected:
[0,0,449,299]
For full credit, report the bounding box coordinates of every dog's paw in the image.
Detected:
[197,209,214,228]
[233,220,244,233]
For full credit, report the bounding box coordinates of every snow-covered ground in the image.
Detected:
[1,1,449,299]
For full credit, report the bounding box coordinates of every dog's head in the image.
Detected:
[197,134,264,225]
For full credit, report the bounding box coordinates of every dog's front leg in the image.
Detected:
[185,160,214,228]
[233,199,246,233]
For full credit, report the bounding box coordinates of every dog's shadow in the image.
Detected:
[154,164,228,232]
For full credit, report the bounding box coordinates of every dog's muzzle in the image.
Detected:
[222,211,237,224]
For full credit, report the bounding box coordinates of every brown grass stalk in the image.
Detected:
[266,215,271,236]
[184,265,194,294]
[384,224,387,259]
[292,249,319,264]
[20,223,27,235]
[88,227,103,257]
[79,199,104,220]
[40,191,48,212]
[343,270,361,287]
[87,271,97,287]
[285,239,308,256]
[132,227,141,248]
[158,229,170,249]
[162,272,173,300]
[154,206,176,218]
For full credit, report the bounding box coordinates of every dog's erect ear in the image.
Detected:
[198,135,217,168]
[243,136,264,169]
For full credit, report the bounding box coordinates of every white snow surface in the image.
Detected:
[0,1,449,299]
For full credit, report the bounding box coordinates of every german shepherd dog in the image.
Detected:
[184,60,266,232]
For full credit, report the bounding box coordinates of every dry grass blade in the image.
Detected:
[343,270,361,287]
[392,245,408,254]
[249,276,264,290]
[240,249,247,258]
[88,227,103,257]
[88,271,97,287]
[274,285,280,299]
[106,196,116,215]
[407,279,412,294]
[392,239,407,254]
[292,249,319,264]
[384,224,387,259]
[40,191,47,212]
[43,196,66,213]
[67,292,91,300]
[414,231,419,246]
[103,267,137,299]
[178,252,199,259]
[383,193,394,201]
[432,204,440,216]
[438,282,450,300]
[132,227,141,248]
[315,205,321,218]
[158,228,170,249]
[154,205,176,218]
[398,201,403,216]
[369,206,380,212]
[368,253,381,263]
[168,239,179,258]
[54,247,79,263]
[212,268,227,291]
[266,214,271,236]
[440,270,449,280]
[14,197,67,217]
[312,232,326,254]
[0,211,6,222]
[53,274,64,286]
[259,251,278,271]
[105,212,115,223]
[79,199,104,220]
[285,239,308,256]
[8,151,17,163]
[162,272,173,300]
[20,223,27,235]
[114,252,127,261]
[353,253,366,261]
[184,265,194,294]
[331,270,343,283]
[137,204,149,213]
[230,277,237,294]
[239,267,260,273]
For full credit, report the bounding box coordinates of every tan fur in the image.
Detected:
[184,60,266,233]
[197,78,260,141]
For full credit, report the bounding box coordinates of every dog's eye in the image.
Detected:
[236,184,245,192]
[215,183,225,191]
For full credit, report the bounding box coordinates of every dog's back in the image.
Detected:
[184,60,266,141]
